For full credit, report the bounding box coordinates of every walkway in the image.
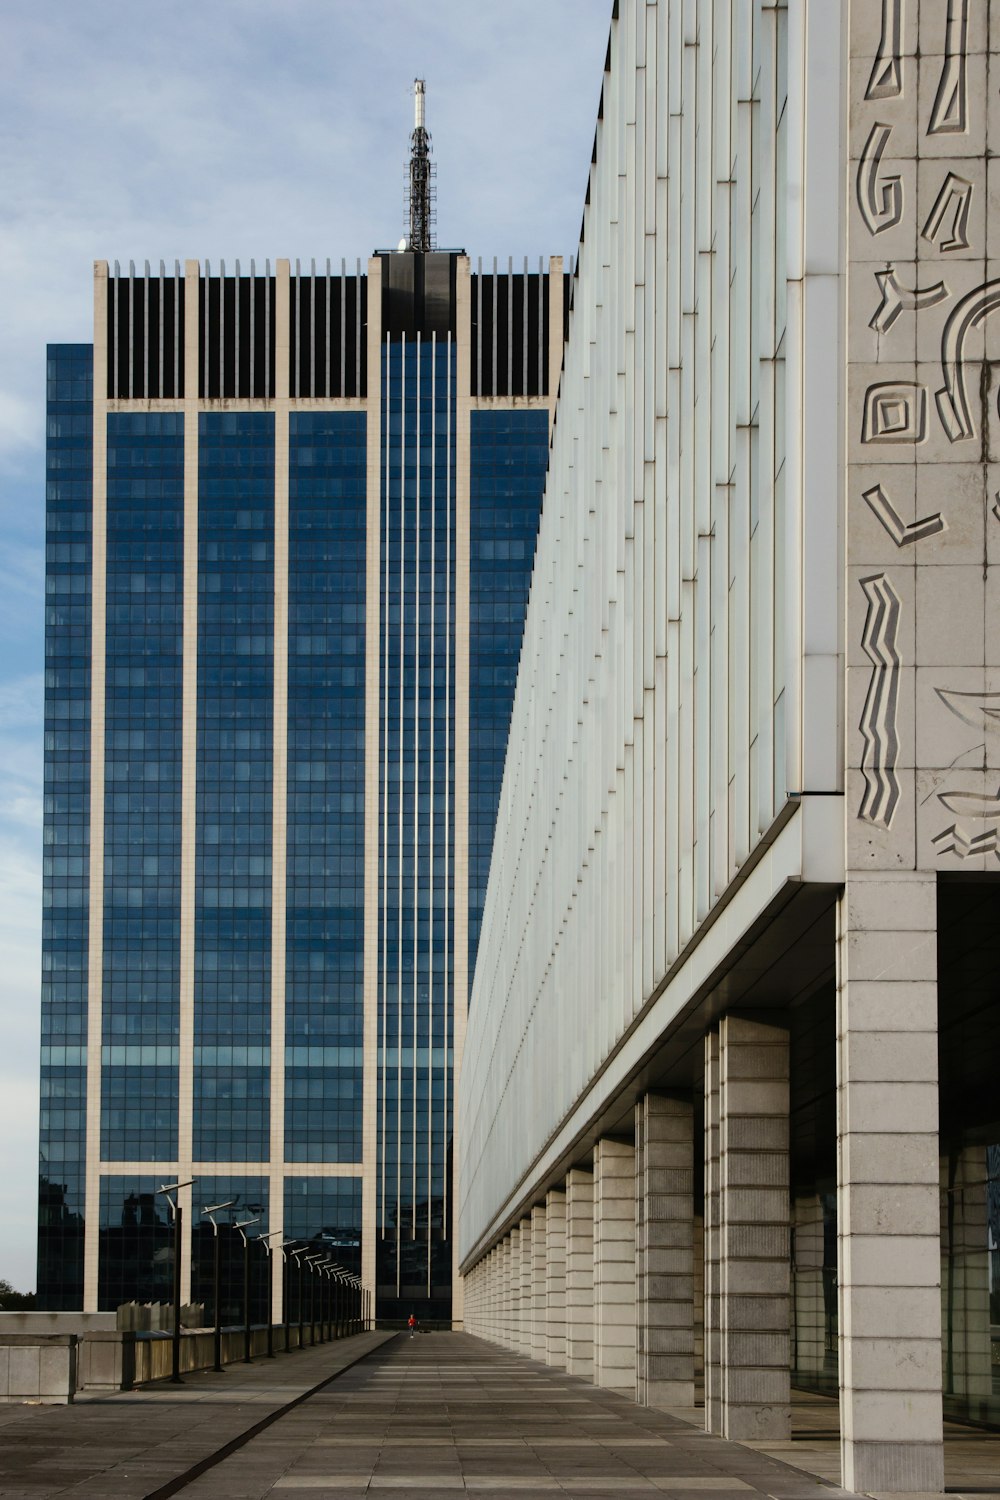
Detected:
[0,1332,997,1498]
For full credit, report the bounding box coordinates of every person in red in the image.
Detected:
[407,1313,416,1338]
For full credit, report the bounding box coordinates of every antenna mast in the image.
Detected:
[407,79,435,252]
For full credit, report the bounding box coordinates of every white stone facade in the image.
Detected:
[459,0,1000,1490]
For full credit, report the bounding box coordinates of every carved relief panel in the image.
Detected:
[848,0,998,871]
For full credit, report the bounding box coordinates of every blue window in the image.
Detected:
[194,413,275,1163]
[285,413,366,1163]
[38,344,94,1308]
[468,409,548,972]
[101,412,184,1163]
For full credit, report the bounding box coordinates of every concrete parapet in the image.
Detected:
[0,1334,77,1404]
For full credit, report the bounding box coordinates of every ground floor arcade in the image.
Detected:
[462,874,1000,1494]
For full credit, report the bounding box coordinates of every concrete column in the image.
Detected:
[531,1204,547,1360]
[519,1215,533,1355]
[545,1188,567,1368]
[510,1225,521,1354]
[636,1092,695,1408]
[693,1210,704,1385]
[942,1146,992,1407]
[593,1137,636,1395]
[503,1242,512,1350]
[838,874,944,1493]
[718,1014,791,1441]
[792,1193,826,1380]
[565,1167,594,1379]
[498,1241,508,1348]
[703,1029,722,1433]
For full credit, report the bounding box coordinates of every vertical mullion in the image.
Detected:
[203,262,210,399]
[249,261,256,400]
[427,329,436,1283]
[412,332,420,1239]
[325,258,331,399]
[538,258,545,396]
[310,258,316,398]
[507,256,513,395]
[219,260,225,398]
[128,260,134,400]
[492,259,498,395]
[380,331,391,1238]
[174,262,181,399]
[523,258,529,396]
[341,259,347,397]
[476,259,483,398]
[442,331,452,1238]
[396,331,406,1296]
[264,262,271,400]
[355,259,362,397]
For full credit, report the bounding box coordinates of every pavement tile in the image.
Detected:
[2,1332,998,1498]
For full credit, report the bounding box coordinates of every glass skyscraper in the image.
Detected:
[38,250,566,1321]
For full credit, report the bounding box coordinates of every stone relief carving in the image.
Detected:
[938,785,1000,817]
[927,0,969,136]
[936,278,1000,443]
[857,123,904,236]
[858,573,902,828]
[854,6,991,862]
[920,171,973,253]
[866,0,904,101]
[931,824,1000,860]
[934,687,1000,730]
[869,267,948,334]
[862,483,946,545]
[862,382,927,443]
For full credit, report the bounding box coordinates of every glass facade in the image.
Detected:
[37,261,555,1324]
[190,1176,270,1326]
[286,413,366,1164]
[195,413,275,1164]
[468,409,547,974]
[102,413,184,1163]
[284,1176,362,1277]
[98,1175,174,1310]
[377,336,455,1312]
[38,345,92,1309]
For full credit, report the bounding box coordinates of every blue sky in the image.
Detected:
[0,0,611,1291]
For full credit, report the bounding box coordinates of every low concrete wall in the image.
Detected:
[1,1320,366,1400]
[0,1312,116,1334]
[0,1334,77,1404]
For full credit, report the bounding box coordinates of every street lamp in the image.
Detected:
[201,1199,235,1373]
[327,1263,347,1338]
[280,1242,300,1353]
[303,1252,325,1347]
[156,1179,194,1385]
[287,1243,309,1351]
[233,1217,260,1364]
[258,1230,283,1358]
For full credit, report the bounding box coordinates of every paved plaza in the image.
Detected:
[0,1333,997,1499]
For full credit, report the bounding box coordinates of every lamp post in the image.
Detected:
[328,1263,346,1338]
[288,1244,308,1351]
[233,1217,260,1364]
[281,1242,299,1352]
[258,1230,282,1358]
[201,1199,235,1373]
[303,1252,324,1347]
[156,1179,194,1385]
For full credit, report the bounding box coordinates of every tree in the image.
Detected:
[0,1279,37,1311]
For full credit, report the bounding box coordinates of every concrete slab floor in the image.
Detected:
[661,1390,1000,1500]
[153,1334,860,1500]
[0,1334,995,1499]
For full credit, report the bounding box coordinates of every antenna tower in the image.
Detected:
[407,79,436,252]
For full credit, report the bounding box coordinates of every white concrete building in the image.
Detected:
[457,1,1000,1491]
